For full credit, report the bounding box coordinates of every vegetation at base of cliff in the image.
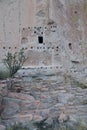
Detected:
[80,100,87,105]
[6,125,29,130]
[0,71,10,80]
[77,121,87,130]
[6,120,87,130]
[3,49,26,78]
[71,80,87,89]
[34,119,87,130]
[6,122,33,130]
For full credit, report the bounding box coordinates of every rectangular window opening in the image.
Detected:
[38,36,43,44]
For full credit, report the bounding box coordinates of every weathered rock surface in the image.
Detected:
[0,0,87,129]
[0,75,87,127]
[0,0,87,77]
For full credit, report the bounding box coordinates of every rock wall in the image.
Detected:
[0,76,87,128]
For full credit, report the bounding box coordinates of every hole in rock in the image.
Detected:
[38,36,43,44]
[69,43,72,50]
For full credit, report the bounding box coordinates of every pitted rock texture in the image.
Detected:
[0,0,87,77]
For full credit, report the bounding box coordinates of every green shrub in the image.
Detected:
[34,118,87,130]
[3,49,26,78]
[77,121,87,130]
[6,123,31,130]
[0,71,10,80]
[80,100,87,105]
[5,119,87,130]
[71,80,87,89]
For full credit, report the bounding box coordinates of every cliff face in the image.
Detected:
[50,0,87,61]
[0,0,87,77]
[0,1,87,128]
[48,0,87,74]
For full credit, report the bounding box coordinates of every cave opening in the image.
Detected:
[38,36,43,44]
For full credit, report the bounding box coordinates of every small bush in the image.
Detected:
[6,120,87,130]
[77,121,87,130]
[71,80,87,89]
[80,100,87,105]
[3,49,26,78]
[6,123,30,130]
[34,118,87,130]
[0,71,10,80]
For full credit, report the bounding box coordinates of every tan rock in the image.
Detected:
[33,114,43,122]
[13,113,33,121]
[8,92,35,101]
[58,112,69,123]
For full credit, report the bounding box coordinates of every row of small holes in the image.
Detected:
[3,44,72,50]
[3,47,17,49]
[22,66,62,70]
[23,26,57,30]
[22,46,59,49]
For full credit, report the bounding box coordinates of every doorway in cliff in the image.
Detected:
[38,36,43,44]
